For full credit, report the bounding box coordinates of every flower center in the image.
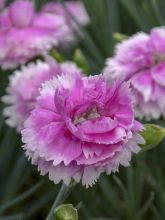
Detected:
[152,53,165,65]
[73,107,100,125]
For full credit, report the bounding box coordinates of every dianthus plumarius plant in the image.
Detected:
[0,0,165,220]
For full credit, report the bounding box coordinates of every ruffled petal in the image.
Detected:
[152,62,165,86]
[131,71,153,102]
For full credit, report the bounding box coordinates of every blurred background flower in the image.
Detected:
[0,0,89,69]
[104,28,165,120]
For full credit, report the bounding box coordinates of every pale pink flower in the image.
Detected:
[2,60,82,131]
[104,28,165,120]
[21,74,144,187]
[0,0,72,69]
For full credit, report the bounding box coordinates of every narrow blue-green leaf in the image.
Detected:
[112,176,129,203]
[105,0,121,52]
[0,129,17,159]
[99,175,118,211]
[0,180,43,214]
[119,0,152,31]
[24,190,56,220]
[138,192,154,217]
[151,205,162,220]
[150,0,164,25]
[2,155,28,202]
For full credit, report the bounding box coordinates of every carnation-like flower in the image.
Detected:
[2,60,82,131]
[0,0,72,69]
[21,74,144,187]
[104,28,165,120]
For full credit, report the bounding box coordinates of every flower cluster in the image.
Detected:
[1,1,154,187]
[2,60,82,131]
[0,0,89,69]
[104,27,165,120]
[21,74,144,187]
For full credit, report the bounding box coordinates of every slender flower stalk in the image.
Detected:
[46,183,75,220]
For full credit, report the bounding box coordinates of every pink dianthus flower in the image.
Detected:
[104,28,165,120]
[21,74,144,187]
[0,0,72,69]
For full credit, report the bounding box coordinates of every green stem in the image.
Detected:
[45,183,74,220]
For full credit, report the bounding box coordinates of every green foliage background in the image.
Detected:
[0,0,165,219]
